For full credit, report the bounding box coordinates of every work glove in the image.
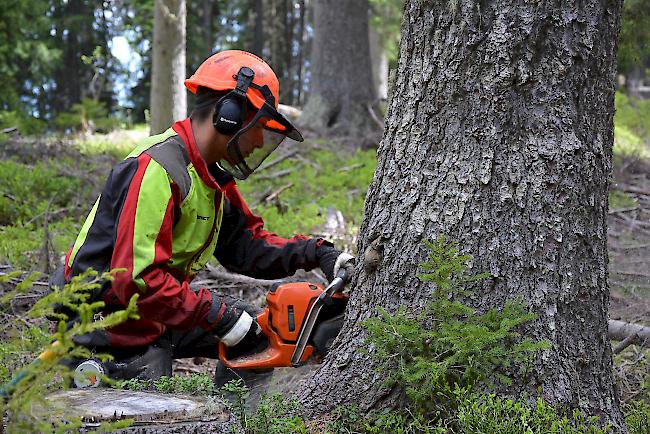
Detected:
[317,245,355,282]
[212,296,262,347]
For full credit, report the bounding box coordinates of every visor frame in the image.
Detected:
[221,85,303,179]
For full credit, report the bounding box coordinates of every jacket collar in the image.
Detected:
[172,118,220,190]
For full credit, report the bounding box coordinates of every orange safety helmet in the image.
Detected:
[185,50,303,180]
[185,50,280,111]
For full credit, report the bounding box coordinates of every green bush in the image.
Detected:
[0,159,85,225]
[0,217,81,270]
[614,125,648,159]
[55,97,119,133]
[456,393,609,433]
[361,237,547,420]
[624,400,650,434]
[0,269,139,432]
[0,110,47,136]
[609,190,638,210]
[615,92,650,139]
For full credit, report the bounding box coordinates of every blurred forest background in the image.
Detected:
[0,0,650,430]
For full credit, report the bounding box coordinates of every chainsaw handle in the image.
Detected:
[324,268,348,297]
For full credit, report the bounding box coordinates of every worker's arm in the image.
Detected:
[214,180,330,279]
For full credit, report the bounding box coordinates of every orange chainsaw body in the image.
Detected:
[218,281,347,369]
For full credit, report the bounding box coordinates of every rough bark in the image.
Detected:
[299,0,377,138]
[150,0,187,135]
[300,0,625,430]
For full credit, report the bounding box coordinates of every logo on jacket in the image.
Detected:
[197,215,210,221]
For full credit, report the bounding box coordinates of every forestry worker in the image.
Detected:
[50,50,354,382]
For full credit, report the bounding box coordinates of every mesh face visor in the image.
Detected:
[219,88,303,180]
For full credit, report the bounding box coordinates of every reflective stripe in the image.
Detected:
[131,159,173,290]
[67,197,101,269]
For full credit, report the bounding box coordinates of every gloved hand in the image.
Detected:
[317,245,355,281]
[212,296,262,347]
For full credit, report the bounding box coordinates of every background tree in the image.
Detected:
[0,0,57,115]
[299,0,378,140]
[618,0,650,97]
[150,0,187,135]
[300,0,626,430]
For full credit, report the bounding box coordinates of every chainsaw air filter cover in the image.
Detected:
[267,282,323,342]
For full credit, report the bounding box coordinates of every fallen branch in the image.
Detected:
[256,150,299,172]
[1,126,17,134]
[608,206,640,214]
[613,333,639,355]
[613,183,650,197]
[339,163,364,172]
[256,168,294,181]
[255,183,294,206]
[205,264,286,288]
[609,242,650,251]
[366,103,385,130]
[609,319,650,350]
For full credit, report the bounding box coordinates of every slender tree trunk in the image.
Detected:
[150,0,187,135]
[300,0,626,430]
[284,1,295,106]
[246,0,265,56]
[202,1,214,55]
[299,0,376,138]
[296,0,306,105]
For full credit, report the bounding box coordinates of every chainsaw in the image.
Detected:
[217,269,350,370]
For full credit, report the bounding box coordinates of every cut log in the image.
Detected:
[608,319,650,349]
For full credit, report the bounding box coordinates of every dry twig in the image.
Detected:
[257,150,299,172]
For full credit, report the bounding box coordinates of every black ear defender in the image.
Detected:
[213,67,255,135]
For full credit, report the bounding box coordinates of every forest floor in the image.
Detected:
[609,156,650,323]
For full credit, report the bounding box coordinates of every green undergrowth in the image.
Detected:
[614,92,650,160]
[609,190,639,210]
[238,144,376,240]
[0,136,374,271]
[0,156,99,270]
[114,373,215,396]
[0,269,138,433]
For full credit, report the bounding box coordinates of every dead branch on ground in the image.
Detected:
[609,319,650,350]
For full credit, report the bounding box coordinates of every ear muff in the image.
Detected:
[212,66,255,136]
[213,95,247,135]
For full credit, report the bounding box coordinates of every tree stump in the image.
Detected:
[45,389,241,433]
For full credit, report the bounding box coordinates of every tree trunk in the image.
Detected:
[368,26,388,102]
[296,0,306,105]
[300,0,626,430]
[299,0,377,138]
[150,0,187,135]
[246,0,265,56]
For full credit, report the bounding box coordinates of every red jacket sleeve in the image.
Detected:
[214,180,328,279]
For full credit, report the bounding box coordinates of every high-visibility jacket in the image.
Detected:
[64,118,324,347]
